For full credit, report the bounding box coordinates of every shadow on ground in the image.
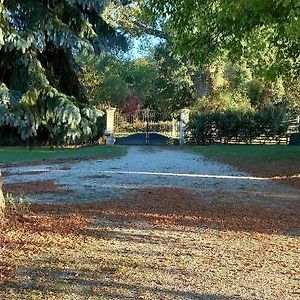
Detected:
[1,186,299,299]
[30,187,300,235]
[115,133,178,145]
[2,266,244,300]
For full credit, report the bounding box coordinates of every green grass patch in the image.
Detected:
[189,145,300,176]
[0,145,127,165]
[190,145,300,164]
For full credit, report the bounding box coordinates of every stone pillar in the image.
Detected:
[105,108,116,145]
[179,109,190,145]
[172,118,178,138]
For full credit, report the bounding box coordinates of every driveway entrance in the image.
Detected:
[114,109,179,145]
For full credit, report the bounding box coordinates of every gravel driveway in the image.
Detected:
[3,146,300,204]
[2,146,299,300]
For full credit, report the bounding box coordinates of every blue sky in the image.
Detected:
[124,36,163,60]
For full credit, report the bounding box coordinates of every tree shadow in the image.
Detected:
[1,266,244,300]
[30,186,300,235]
[113,187,300,234]
[2,187,297,298]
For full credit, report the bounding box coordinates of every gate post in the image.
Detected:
[105,107,116,145]
[179,109,190,145]
[145,108,150,145]
[172,118,178,138]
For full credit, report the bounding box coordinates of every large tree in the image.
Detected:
[0,0,126,219]
[80,48,197,116]
[151,0,300,79]
[103,0,167,40]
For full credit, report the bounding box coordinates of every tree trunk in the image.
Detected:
[0,169,5,221]
[260,82,272,108]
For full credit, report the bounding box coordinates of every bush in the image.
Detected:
[289,133,300,146]
[188,114,216,145]
[216,111,243,143]
[239,111,261,143]
[257,106,289,141]
[189,107,289,145]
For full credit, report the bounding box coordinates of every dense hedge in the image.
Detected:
[188,107,289,145]
[289,133,300,145]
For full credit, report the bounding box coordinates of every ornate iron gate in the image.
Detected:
[115,108,179,145]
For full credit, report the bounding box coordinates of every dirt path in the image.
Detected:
[3,146,300,204]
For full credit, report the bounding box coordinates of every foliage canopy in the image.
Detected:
[151,0,300,79]
[0,0,125,145]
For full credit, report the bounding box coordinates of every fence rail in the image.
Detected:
[187,117,300,145]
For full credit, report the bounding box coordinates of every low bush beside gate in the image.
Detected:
[188,107,292,145]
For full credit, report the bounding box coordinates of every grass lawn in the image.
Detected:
[0,145,127,165]
[190,145,300,177]
[190,145,300,189]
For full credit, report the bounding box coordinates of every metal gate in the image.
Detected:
[115,108,179,145]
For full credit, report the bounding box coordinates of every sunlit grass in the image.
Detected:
[191,144,300,163]
[190,145,300,177]
[0,145,127,165]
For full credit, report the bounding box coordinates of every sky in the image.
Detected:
[123,35,163,60]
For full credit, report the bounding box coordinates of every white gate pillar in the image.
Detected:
[179,109,190,145]
[105,108,116,145]
[172,118,177,138]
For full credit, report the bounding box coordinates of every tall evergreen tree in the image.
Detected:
[0,0,126,219]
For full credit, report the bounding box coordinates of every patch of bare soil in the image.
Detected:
[273,175,300,190]
[3,180,70,195]
[2,158,81,168]
[2,153,111,169]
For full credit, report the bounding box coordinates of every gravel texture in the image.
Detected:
[1,146,299,300]
[3,146,300,204]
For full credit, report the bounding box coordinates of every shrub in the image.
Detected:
[289,133,300,146]
[188,114,216,145]
[239,111,261,143]
[257,106,289,142]
[189,107,289,145]
[216,111,243,143]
